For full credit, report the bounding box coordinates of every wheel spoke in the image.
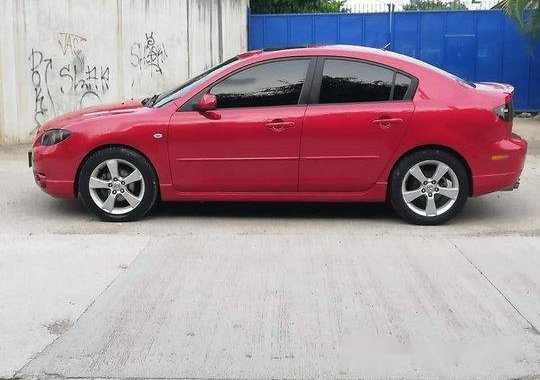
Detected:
[432,162,449,183]
[409,164,428,183]
[425,197,437,216]
[438,187,459,200]
[403,188,424,203]
[101,192,117,212]
[106,159,120,179]
[122,189,142,208]
[89,177,111,189]
[123,169,142,185]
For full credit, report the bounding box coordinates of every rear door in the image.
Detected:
[299,58,416,192]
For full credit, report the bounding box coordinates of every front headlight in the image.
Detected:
[41,129,71,146]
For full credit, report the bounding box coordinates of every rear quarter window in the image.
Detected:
[393,73,412,100]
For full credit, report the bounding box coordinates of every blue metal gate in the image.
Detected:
[248,10,540,111]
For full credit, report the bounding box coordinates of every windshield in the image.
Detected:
[146,56,239,108]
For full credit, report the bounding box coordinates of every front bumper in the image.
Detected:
[471,133,527,196]
[32,171,75,198]
[31,141,78,199]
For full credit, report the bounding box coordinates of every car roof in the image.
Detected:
[239,45,396,60]
[236,44,443,80]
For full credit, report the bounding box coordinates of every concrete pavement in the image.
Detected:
[18,235,540,380]
[0,235,149,377]
[1,118,539,379]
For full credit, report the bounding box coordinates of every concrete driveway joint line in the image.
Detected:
[11,237,154,380]
[451,240,540,336]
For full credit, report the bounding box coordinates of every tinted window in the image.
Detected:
[210,59,310,108]
[319,59,393,104]
[393,73,412,100]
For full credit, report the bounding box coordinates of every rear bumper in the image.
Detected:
[501,177,520,191]
[471,133,527,196]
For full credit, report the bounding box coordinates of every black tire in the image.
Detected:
[389,149,469,225]
[78,147,158,222]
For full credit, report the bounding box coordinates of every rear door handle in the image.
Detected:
[372,117,403,129]
[266,119,295,132]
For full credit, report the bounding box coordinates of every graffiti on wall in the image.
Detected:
[29,49,56,128]
[28,33,112,131]
[58,32,87,69]
[130,32,168,76]
[28,31,170,132]
[59,64,110,107]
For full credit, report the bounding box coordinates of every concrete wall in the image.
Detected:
[0,0,249,144]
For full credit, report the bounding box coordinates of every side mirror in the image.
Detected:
[196,93,217,111]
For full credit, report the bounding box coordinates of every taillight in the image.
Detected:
[493,104,511,121]
[493,100,514,136]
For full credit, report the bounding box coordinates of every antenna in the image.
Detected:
[381,42,391,51]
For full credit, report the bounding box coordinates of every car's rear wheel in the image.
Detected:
[78,147,158,222]
[389,149,469,225]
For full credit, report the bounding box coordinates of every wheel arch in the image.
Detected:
[74,144,161,198]
[386,144,473,198]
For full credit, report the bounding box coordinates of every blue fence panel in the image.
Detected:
[289,15,312,46]
[393,13,418,57]
[248,10,540,111]
[476,12,504,81]
[417,12,445,67]
[364,14,389,47]
[530,47,540,110]
[248,16,265,49]
[502,18,531,110]
[338,14,364,45]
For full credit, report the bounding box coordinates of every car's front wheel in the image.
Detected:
[389,149,469,225]
[78,147,158,222]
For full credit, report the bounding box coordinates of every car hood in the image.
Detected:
[42,100,144,130]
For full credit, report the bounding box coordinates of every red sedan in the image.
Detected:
[30,45,527,224]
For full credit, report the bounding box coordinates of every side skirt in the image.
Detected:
[159,182,388,203]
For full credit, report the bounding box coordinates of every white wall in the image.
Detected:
[0,0,249,144]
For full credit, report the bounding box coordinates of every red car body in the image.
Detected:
[31,45,527,207]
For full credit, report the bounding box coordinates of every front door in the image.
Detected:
[300,58,416,192]
[168,58,313,192]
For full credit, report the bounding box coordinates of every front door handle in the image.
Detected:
[266,119,295,132]
[372,117,403,129]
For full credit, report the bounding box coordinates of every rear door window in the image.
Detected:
[319,59,394,104]
[317,58,414,104]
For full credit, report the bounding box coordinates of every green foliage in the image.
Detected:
[403,0,467,10]
[501,0,540,40]
[250,0,346,14]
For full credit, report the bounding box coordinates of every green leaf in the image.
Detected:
[251,0,346,14]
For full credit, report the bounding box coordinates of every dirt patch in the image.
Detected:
[43,318,73,335]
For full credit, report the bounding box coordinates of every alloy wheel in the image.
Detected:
[88,159,145,215]
[401,160,459,217]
